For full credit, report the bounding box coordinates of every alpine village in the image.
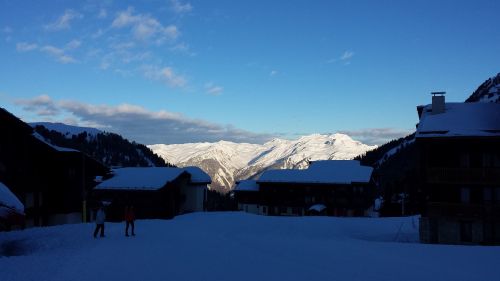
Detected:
[1,73,499,246]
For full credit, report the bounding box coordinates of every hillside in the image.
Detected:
[150,134,376,192]
[32,124,172,168]
[465,72,500,103]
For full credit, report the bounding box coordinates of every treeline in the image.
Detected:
[33,125,173,168]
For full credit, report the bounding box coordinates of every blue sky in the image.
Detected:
[0,0,499,145]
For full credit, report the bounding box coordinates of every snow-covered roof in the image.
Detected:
[95,167,187,190]
[416,103,500,138]
[258,160,373,185]
[0,182,24,214]
[182,166,211,184]
[234,180,260,192]
[308,204,326,212]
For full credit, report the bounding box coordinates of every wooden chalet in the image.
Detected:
[233,180,261,215]
[93,167,211,221]
[181,166,210,213]
[237,160,374,216]
[0,108,108,228]
[417,93,500,245]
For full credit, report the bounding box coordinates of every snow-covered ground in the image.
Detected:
[0,212,498,281]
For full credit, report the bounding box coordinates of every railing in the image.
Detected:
[426,167,500,184]
[427,202,500,218]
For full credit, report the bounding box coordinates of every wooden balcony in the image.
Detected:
[426,167,500,184]
[427,202,500,218]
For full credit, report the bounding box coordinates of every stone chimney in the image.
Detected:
[431,92,446,114]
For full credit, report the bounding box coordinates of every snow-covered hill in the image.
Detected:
[30,122,102,138]
[149,134,377,192]
[466,72,500,103]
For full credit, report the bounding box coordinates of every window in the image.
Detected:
[25,192,34,208]
[495,188,500,202]
[460,153,470,168]
[483,188,493,202]
[460,187,470,203]
[460,221,473,242]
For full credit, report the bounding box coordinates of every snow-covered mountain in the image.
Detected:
[31,122,102,138]
[466,72,500,103]
[149,134,377,192]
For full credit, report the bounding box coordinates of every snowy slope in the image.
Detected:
[30,122,102,138]
[149,134,376,192]
[465,72,500,103]
[0,212,498,281]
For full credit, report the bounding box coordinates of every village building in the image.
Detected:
[93,167,211,220]
[234,160,374,216]
[233,180,261,215]
[0,108,108,228]
[417,93,500,245]
[180,166,211,213]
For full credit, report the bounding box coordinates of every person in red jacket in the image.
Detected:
[124,205,136,237]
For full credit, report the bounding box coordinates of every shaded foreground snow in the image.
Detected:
[0,212,498,281]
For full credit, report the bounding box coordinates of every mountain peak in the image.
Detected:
[149,133,376,192]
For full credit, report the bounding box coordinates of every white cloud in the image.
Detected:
[205,82,223,96]
[338,128,413,145]
[340,50,354,61]
[65,39,81,50]
[142,65,187,88]
[2,26,13,33]
[16,42,38,52]
[170,0,193,14]
[111,7,179,43]
[270,70,278,76]
[169,42,196,56]
[14,94,60,116]
[91,28,105,39]
[40,45,77,64]
[44,9,83,31]
[98,8,107,19]
[14,95,274,144]
[327,50,355,64]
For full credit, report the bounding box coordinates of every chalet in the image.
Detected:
[93,167,211,220]
[181,166,210,213]
[0,108,108,227]
[417,93,500,245]
[245,160,374,216]
[233,180,261,215]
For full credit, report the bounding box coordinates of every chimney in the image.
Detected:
[431,92,445,114]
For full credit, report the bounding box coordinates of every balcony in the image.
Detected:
[427,202,500,218]
[426,167,500,184]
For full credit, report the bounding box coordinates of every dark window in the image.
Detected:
[460,221,473,242]
[460,187,470,203]
[484,188,493,202]
[495,188,500,202]
[460,153,470,168]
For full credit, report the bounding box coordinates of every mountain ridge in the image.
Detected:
[149,133,377,192]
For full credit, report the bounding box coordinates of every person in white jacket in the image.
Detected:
[93,206,106,238]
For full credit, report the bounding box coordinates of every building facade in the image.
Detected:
[417,96,500,245]
[234,160,374,217]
